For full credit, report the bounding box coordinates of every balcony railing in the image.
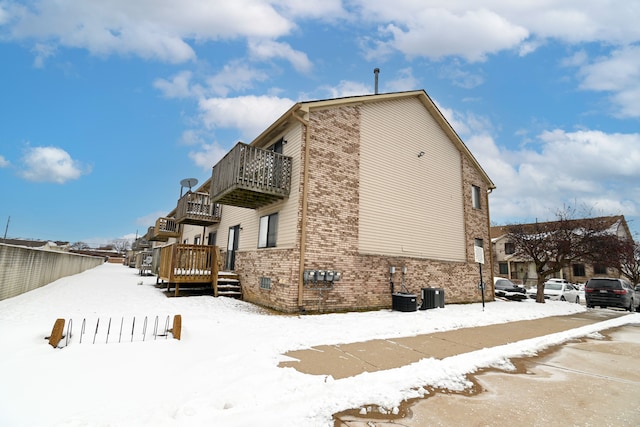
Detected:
[158,243,219,297]
[210,142,292,209]
[148,217,180,241]
[175,191,222,226]
[131,237,150,251]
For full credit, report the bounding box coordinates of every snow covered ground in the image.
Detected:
[1,263,637,427]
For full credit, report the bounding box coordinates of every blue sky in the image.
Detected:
[1,1,639,246]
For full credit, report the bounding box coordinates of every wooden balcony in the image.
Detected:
[175,191,222,226]
[210,142,292,209]
[131,237,150,251]
[148,217,180,242]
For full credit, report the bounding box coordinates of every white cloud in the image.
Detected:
[198,95,294,140]
[153,71,203,99]
[5,1,640,70]
[247,39,312,73]
[512,1,640,45]
[189,142,228,171]
[379,8,529,62]
[206,61,269,97]
[576,45,640,118]
[495,129,640,222]
[0,155,10,168]
[276,0,345,19]
[321,80,371,98]
[31,43,56,68]
[5,0,294,63]
[443,104,640,224]
[180,129,205,146]
[19,146,89,183]
[357,1,640,53]
[0,4,9,25]
[437,62,484,89]
[384,67,421,92]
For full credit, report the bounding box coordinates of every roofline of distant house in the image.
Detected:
[490,215,629,239]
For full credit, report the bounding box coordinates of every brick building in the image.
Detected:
[490,215,632,287]
[153,90,495,312]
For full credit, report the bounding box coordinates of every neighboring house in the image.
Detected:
[152,90,496,312]
[0,238,70,250]
[491,215,632,287]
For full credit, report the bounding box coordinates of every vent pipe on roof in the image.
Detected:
[374,68,380,94]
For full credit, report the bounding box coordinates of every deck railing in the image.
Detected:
[148,217,180,241]
[158,243,219,296]
[210,142,292,209]
[175,191,221,226]
[131,237,150,251]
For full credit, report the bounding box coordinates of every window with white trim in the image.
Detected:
[472,185,481,209]
[258,213,278,248]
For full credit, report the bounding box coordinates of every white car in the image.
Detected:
[527,280,581,303]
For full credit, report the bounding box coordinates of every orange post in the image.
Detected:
[48,318,65,348]
[171,314,182,340]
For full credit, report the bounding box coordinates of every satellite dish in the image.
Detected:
[181,178,198,189]
[180,178,198,196]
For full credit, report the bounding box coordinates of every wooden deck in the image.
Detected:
[158,243,219,297]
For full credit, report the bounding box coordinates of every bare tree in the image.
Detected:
[619,239,640,285]
[111,239,130,255]
[506,209,615,303]
[70,241,90,251]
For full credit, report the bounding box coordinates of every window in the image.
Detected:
[260,277,272,290]
[472,185,481,209]
[258,213,278,248]
[194,235,201,245]
[504,242,515,255]
[474,238,483,248]
[573,263,586,277]
[499,262,509,275]
[208,232,216,246]
[268,138,284,154]
[594,264,607,275]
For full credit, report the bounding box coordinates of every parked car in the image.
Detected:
[585,277,638,311]
[527,280,581,303]
[493,277,528,301]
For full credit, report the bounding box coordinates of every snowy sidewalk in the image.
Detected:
[334,322,640,426]
[280,310,627,379]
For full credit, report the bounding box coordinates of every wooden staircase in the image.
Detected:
[216,271,243,299]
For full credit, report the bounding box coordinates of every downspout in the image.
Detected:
[292,111,310,310]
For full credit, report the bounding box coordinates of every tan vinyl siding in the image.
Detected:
[257,125,301,248]
[359,97,466,261]
[214,125,302,252]
[180,224,203,244]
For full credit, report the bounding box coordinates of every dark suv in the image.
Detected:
[585,278,638,311]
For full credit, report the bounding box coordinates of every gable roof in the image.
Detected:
[1,238,69,248]
[490,215,631,240]
[250,90,495,190]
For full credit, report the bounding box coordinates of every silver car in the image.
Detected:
[527,279,581,303]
